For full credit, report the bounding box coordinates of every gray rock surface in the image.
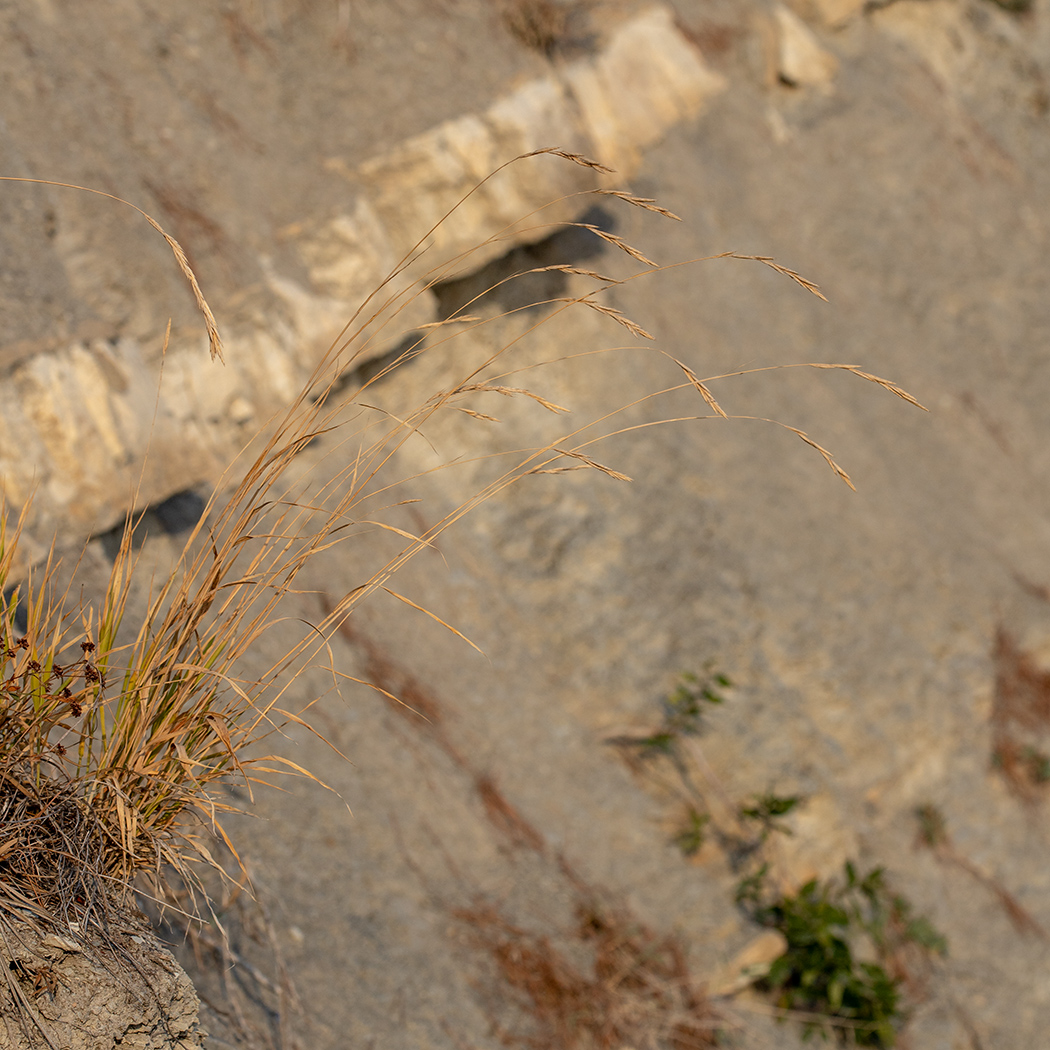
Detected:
[5,1,1050,1048]
[0,2,721,563]
[0,915,203,1050]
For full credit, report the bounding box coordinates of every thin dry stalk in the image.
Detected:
[807,363,927,410]
[534,264,620,282]
[674,359,728,418]
[0,177,223,361]
[915,803,1046,938]
[723,252,828,302]
[595,189,682,221]
[521,147,615,174]
[578,224,659,268]
[453,384,569,415]
[555,296,655,340]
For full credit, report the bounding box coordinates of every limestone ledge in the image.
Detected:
[0,5,725,562]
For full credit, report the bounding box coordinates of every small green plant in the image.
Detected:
[735,862,770,906]
[1012,745,1050,783]
[914,803,948,851]
[628,669,732,756]
[738,863,946,1047]
[840,864,947,961]
[740,793,802,843]
[740,793,802,822]
[664,669,731,733]
[672,806,710,857]
[605,668,732,772]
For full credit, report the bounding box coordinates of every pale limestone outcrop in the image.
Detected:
[775,4,840,88]
[561,6,728,176]
[870,0,1029,93]
[0,5,725,562]
[356,6,725,280]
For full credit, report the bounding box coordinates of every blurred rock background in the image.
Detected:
[3,1,1050,1047]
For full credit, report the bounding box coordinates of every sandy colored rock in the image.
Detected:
[775,4,840,86]
[768,793,862,891]
[356,80,590,282]
[815,0,866,25]
[789,0,867,27]
[562,5,727,174]
[871,0,984,89]
[708,929,789,996]
[0,917,203,1050]
[359,7,725,280]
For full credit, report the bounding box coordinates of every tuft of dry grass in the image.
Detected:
[457,900,718,1050]
[502,0,586,58]
[0,776,113,932]
[991,626,1050,799]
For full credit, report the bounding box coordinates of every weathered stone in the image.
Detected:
[355,6,726,283]
[817,0,867,25]
[789,0,867,27]
[562,6,727,175]
[357,78,591,282]
[775,4,840,87]
[767,793,861,891]
[871,0,984,90]
[0,917,203,1050]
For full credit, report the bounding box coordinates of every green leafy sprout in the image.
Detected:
[632,669,732,756]
[739,792,803,845]
[672,806,710,857]
[738,862,946,1047]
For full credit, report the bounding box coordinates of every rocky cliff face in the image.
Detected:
[0,3,722,563]
[0,916,203,1050]
[4,1,1050,1048]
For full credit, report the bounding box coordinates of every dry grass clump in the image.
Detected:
[0,775,112,932]
[458,900,718,1050]
[502,0,591,58]
[990,626,1050,799]
[0,146,924,987]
